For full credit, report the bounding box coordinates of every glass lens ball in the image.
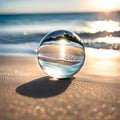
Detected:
[37,30,85,79]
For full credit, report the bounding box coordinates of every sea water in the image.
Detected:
[0,12,120,56]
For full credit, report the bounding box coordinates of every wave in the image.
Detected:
[0,30,120,41]
[79,31,120,50]
[84,41,120,50]
[78,31,120,39]
[0,31,120,51]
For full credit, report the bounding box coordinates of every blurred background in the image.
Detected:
[0,0,120,57]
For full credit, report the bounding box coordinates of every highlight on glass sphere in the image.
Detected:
[37,30,85,79]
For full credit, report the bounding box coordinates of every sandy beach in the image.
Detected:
[0,49,120,120]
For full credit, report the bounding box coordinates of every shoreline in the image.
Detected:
[0,47,120,78]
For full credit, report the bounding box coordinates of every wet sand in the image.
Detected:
[0,52,120,120]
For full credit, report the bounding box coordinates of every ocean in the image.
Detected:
[0,12,120,57]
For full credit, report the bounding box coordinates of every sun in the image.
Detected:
[95,0,120,12]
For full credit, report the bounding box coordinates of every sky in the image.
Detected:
[0,0,120,14]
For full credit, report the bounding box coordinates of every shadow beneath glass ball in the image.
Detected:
[16,76,74,98]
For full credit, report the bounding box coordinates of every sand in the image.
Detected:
[0,53,120,120]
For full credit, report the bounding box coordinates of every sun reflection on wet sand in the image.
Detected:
[84,48,120,77]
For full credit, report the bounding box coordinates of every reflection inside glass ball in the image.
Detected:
[37,30,85,79]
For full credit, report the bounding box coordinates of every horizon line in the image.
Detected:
[0,10,120,15]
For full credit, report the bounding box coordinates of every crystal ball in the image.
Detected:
[37,30,85,79]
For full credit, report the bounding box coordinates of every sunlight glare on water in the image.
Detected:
[94,36,120,44]
[87,20,120,33]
